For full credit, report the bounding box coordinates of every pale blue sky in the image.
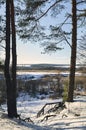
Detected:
[0,1,85,65]
[17,39,71,64]
[0,1,71,64]
[16,1,86,65]
[17,1,71,64]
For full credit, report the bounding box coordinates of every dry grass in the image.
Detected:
[17,69,67,74]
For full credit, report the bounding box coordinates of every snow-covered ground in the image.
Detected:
[16,71,86,81]
[1,93,86,130]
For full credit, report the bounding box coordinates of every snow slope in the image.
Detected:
[1,94,86,130]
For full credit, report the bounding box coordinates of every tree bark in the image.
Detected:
[5,0,14,117]
[10,0,17,117]
[67,0,77,102]
[4,0,17,118]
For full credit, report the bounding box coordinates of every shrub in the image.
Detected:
[63,80,68,102]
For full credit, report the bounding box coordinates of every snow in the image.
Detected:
[17,71,86,81]
[16,72,59,81]
[1,94,86,130]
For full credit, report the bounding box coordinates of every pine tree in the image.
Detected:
[4,0,17,118]
[67,0,77,102]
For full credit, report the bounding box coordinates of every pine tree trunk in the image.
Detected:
[4,0,17,118]
[10,0,17,117]
[5,0,13,117]
[67,0,77,102]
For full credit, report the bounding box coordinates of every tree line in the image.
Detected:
[0,0,86,118]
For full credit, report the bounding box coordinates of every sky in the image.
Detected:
[16,1,71,65]
[17,39,71,64]
[0,1,85,65]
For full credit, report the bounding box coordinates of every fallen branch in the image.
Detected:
[48,102,66,113]
[37,101,66,118]
[37,105,45,117]
[40,114,56,122]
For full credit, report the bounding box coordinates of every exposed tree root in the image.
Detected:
[40,114,56,122]
[37,101,66,118]
[17,115,34,124]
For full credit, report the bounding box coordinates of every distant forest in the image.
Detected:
[17,63,85,71]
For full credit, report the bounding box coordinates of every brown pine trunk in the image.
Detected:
[67,0,77,102]
[5,0,14,117]
[4,0,17,118]
[10,0,17,117]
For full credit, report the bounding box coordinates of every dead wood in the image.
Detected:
[74,113,80,116]
[62,114,68,118]
[40,114,56,122]
[37,105,45,118]
[17,115,34,124]
[24,117,34,124]
[37,101,66,118]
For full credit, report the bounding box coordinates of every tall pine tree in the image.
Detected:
[4,0,17,118]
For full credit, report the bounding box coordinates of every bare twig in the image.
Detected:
[0,44,5,49]
[77,1,86,5]
[36,0,63,21]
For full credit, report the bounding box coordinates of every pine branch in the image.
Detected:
[77,1,86,5]
[36,0,63,21]
[0,44,5,49]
